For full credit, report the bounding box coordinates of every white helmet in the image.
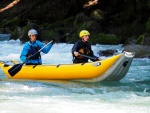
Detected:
[28,29,38,36]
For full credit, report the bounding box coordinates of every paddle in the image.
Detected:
[8,40,53,77]
[78,53,98,61]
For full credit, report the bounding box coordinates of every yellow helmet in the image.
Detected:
[79,30,90,38]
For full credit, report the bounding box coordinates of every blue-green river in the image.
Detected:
[0,40,149,113]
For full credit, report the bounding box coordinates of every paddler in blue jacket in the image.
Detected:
[20,29,53,65]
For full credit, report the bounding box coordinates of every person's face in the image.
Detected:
[29,34,37,42]
[82,35,89,42]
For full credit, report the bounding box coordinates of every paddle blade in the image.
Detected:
[8,64,23,77]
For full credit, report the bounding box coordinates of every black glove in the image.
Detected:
[27,55,33,60]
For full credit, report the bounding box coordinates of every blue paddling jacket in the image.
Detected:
[20,40,52,65]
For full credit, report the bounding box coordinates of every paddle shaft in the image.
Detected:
[78,53,98,60]
[8,40,53,76]
[38,40,53,52]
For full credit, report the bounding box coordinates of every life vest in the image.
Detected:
[26,42,41,60]
[77,48,91,59]
[74,41,91,59]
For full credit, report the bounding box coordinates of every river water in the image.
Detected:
[0,40,150,113]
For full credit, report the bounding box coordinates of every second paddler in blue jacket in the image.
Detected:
[20,29,53,65]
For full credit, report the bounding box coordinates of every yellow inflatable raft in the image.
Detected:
[0,51,134,82]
